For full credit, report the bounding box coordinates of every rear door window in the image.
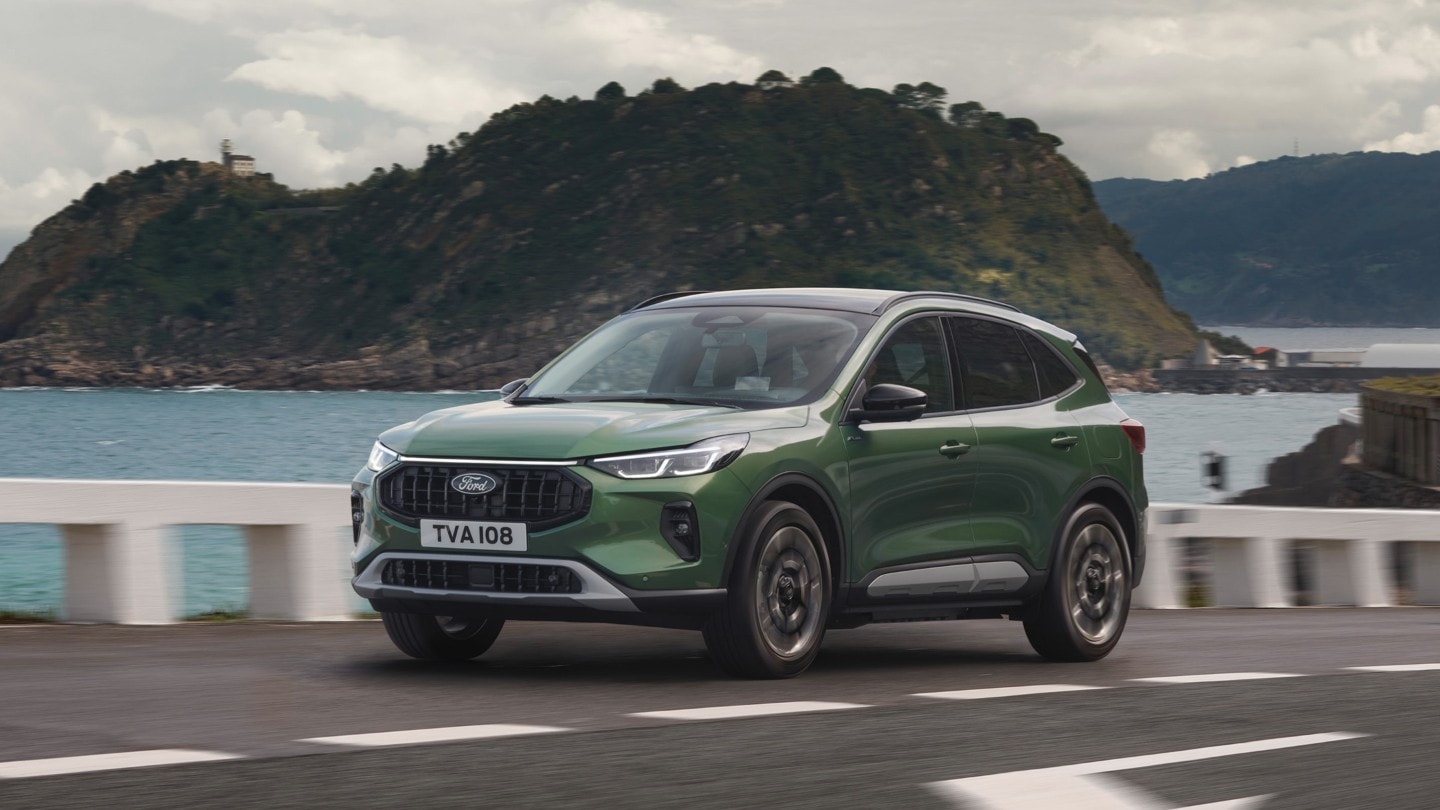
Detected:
[949,317,1039,409]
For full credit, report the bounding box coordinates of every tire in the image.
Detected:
[380,611,505,662]
[1024,503,1131,662]
[703,501,831,679]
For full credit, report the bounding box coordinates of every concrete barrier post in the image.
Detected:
[1134,513,1182,609]
[1211,536,1290,608]
[246,524,352,621]
[1414,544,1440,604]
[1313,538,1393,606]
[62,522,176,624]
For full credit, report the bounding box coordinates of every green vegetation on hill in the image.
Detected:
[0,70,1197,388]
[1094,152,1440,326]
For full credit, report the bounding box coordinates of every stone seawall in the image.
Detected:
[1152,366,1440,394]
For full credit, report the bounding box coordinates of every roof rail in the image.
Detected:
[876,291,1020,313]
[628,291,711,311]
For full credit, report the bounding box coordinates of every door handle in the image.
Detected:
[1050,434,1080,449]
[938,442,971,458]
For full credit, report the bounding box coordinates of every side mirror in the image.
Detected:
[849,383,927,423]
[498,378,529,397]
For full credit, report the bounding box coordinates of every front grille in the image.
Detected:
[381,558,582,594]
[378,465,591,530]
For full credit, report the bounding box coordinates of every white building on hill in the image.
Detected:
[220,139,255,176]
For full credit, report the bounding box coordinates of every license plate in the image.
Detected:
[419,519,528,551]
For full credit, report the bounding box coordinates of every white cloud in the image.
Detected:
[1365,104,1440,152]
[0,167,98,232]
[200,107,451,188]
[550,1,762,80]
[227,28,526,124]
[1354,100,1403,140]
[1147,129,1212,179]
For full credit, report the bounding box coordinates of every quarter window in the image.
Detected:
[1020,331,1079,399]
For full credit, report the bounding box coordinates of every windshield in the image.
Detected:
[519,306,875,407]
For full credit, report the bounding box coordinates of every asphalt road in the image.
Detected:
[2,609,1438,808]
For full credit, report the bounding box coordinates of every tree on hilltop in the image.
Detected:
[800,67,844,85]
[893,82,948,117]
[755,69,793,87]
[646,77,685,94]
[948,101,986,128]
[595,81,627,101]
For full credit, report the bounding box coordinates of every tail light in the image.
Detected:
[1120,418,1146,454]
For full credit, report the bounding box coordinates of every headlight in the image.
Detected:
[366,441,399,472]
[590,434,749,480]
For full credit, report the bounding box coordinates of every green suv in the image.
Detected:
[351,288,1147,677]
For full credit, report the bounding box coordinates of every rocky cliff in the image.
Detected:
[0,77,1198,390]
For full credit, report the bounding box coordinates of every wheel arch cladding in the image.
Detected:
[1071,482,1139,579]
[724,474,845,588]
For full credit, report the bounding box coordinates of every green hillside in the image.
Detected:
[0,71,1196,389]
[1094,152,1440,326]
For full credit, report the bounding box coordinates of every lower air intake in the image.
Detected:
[380,558,582,594]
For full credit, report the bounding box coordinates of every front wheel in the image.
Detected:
[380,612,505,662]
[703,501,830,679]
[1024,503,1131,662]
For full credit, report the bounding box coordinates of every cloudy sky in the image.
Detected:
[3,0,1438,260]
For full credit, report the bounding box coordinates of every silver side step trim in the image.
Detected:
[867,560,1030,598]
[353,552,638,612]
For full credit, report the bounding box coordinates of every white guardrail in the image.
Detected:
[1,480,1438,623]
[0,479,352,624]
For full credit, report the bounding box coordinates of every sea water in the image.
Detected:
[0,385,1358,615]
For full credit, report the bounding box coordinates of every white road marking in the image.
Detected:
[302,724,569,747]
[1347,663,1440,672]
[629,701,868,721]
[929,732,1367,810]
[914,684,1108,700]
[0,749,242,779]
[1131,672,1304,684]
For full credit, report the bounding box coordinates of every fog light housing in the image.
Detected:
[350,490,364,545]
[660,501,700,561]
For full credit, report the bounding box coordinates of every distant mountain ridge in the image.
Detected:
[0,73,1196,389]
[1094,152,1440,327]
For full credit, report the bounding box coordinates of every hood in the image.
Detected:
[380,399,809,460]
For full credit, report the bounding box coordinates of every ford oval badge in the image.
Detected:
[451,472,499,496]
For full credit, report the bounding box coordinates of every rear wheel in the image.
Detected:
[703,501,830,678]
[1024,503,1130,662]
[380,611,505,662]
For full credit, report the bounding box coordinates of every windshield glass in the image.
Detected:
[520,306,875,407]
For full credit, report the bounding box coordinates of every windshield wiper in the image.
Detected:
[585,396,742,409]
[508,395,570,405]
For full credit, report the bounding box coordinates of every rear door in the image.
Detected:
[948,316,1089,570]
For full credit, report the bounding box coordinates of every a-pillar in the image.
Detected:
[1210,536,1290,607]
[61,522,176,624]
[246,524,352,621]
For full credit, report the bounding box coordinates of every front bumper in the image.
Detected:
[354,551,725,629]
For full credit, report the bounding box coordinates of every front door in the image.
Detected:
[843,315,979,579]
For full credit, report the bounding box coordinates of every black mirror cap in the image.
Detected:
[850,383,927,423]
[498,378,529,397]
